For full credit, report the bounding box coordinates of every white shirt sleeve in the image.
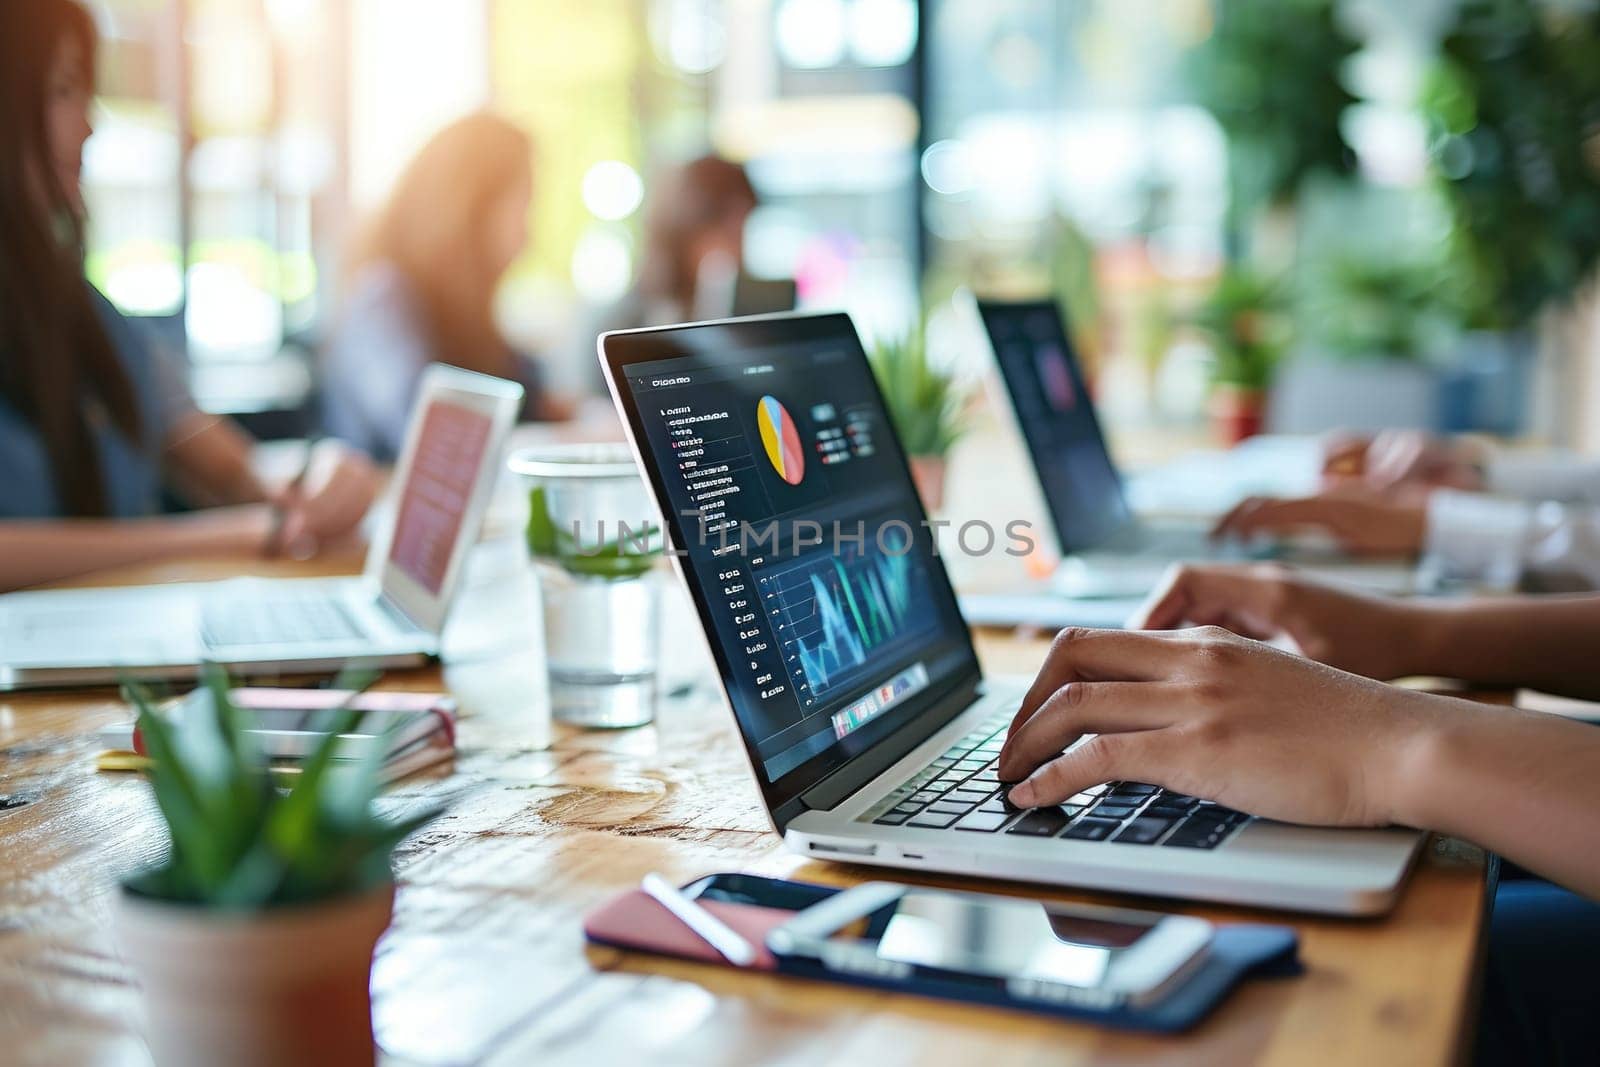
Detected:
[1426,488,1600,591]
[1484,450,1600,505]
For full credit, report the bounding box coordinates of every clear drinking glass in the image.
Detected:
[509,444,664,728]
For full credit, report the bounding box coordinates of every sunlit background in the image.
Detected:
[77,0,1600,447]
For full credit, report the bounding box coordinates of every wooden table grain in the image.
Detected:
[0,551,1493,1067]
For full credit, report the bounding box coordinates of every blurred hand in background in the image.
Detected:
[1321,430,1487,494]
[271,440,381,558]
[1132,563,1420,679]
[1211,484,1428,555]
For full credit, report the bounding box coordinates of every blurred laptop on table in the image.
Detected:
[967,295,1418,603]
[0,365,522,691]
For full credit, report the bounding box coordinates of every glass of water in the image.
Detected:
[509,444,664,728]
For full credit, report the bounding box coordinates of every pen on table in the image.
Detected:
[640,872,758,967]
[267,435,321,558]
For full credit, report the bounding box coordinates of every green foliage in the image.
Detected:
[1301,255,1467,362]
[526,485,660,579]
[1188,0,1360,220]
[124,665,441,909]
[866,325,966,458]
[1191,267,1290,390]
[1048,215,1103,367]
[1422,0,1600,326]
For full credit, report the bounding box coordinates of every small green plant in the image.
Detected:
[867,325,967,458]
[123,666,441,909]
[526,486,660,580]
[1191,267,1290,391]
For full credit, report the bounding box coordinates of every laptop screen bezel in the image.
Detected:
[600,312,983,816]
[974,297,1134,555]
[370,364,524,634]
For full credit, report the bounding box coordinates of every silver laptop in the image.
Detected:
[0,365,522,690]
[969,295,1418,600]
[601,312,1423,916]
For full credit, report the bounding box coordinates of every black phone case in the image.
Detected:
[594,874,1304,1034]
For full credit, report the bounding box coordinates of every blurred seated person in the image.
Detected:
[322,113,569,460]
[0,0,378,593]
[1213,429,1600,590]
[580,154,758,367]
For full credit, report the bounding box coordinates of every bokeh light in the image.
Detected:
[581,160,645,222]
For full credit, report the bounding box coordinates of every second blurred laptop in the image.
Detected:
[0,365,522,690]
[970,295,1417,599]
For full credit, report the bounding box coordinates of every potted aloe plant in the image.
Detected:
[867,324,967,511]
[116,667,440,1067]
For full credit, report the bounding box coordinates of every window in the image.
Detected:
[83,0,346,416]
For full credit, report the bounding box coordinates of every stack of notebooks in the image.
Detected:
[99,687,457,783]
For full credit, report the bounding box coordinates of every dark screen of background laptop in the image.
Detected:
[981,302,1131,554]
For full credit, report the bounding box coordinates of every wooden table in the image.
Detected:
[0,552,1494,1067]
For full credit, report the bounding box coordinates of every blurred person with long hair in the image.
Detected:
[576,154,758,381]
[0,0,379,593]
[631,154,758,325]
[323,113,567,460]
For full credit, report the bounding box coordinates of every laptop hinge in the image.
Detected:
[771,798,807,834]
[375,592,429,636]
[795,677,982,815]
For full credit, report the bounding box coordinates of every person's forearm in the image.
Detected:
[1395,699,1600,899]
[1397,595,1600,699]
[0,508,271,592]
[162,413,270,507]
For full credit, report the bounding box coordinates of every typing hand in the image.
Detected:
[271,441,380,557]
[1321,430,1485,494]
[1132,563,1420,680]
[1211,487,1427,556]
[995,626,1445,826]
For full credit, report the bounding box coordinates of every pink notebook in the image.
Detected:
[583,890,793,971]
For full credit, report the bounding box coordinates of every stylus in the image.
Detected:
[266,434,322,559]
[641,872,758,967]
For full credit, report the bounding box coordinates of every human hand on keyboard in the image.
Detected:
[1132,562,1423,680]
[1321,429,1485,494]
[995,626,1463,828]
[1209,487,1426,557]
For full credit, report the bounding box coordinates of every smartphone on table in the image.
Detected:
[766,881,1213,1009]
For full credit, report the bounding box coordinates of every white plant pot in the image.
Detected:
[116,882,394,1067]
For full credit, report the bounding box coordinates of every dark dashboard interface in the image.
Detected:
[979,301,1131,554]
[607,317,977,799]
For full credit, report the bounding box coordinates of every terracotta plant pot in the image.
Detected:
[1208,384,1268,446]
[909,455,947,513]
[116,882,395,1067]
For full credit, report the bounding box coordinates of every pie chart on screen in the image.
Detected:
[757,395,805,486]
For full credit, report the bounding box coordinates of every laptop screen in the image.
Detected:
[387,399,496,595]
[603,314,979,810]
[373,364,523,635]
[977,299,1131,554]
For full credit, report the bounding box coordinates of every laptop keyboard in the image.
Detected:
[202,595,366,649]
[859,710,1252,849]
